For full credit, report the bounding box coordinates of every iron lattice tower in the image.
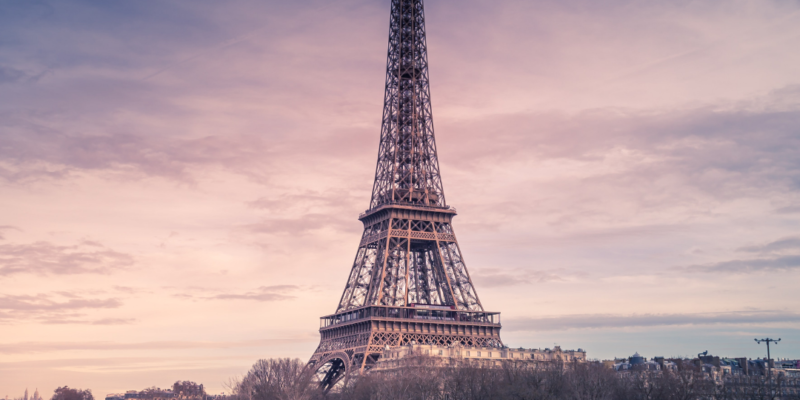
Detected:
[309,0,502,390]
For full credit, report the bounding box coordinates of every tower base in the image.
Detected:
[309,305,502,390]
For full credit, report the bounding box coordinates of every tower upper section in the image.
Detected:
[369,0,446,210]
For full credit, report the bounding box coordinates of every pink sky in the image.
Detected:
[2,0,800,397]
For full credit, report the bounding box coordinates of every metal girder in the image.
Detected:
[310,0,501,388]
[336,214,483,313]
[370,0,444,209]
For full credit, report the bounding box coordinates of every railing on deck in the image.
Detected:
[320,305,500,328]
[359,204,457,219]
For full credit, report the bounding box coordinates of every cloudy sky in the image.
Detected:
[2,0,800,396]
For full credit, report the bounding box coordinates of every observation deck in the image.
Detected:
[320,305,500,329]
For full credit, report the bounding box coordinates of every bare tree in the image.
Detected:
[50,388,93,400]
[567,362,618,400]
[172,381,205,399]
[228,358,322,400]
[335,351,444,400]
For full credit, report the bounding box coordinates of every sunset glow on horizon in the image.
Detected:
[2,0,800,397]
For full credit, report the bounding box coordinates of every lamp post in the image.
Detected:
[754,338,781,379]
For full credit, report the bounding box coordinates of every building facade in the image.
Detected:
[374,344,586,371]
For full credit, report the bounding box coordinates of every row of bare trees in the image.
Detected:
[43,381,205,400]
[225,357,800,400]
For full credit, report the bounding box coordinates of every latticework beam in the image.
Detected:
[310,0,501,386]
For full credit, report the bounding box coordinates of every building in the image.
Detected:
[373,344,586,371]
[602,352,800,396]
[611,352,673,373]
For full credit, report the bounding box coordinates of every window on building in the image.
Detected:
[425,350,429,355]
[478,351,482,357]
[489,352,493,358]
[466,351,471,357]
[439,350,443,355]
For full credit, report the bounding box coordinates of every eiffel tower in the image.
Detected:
[309,0,502,389]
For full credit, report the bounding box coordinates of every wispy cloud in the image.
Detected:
[0,292,125,325]
[242,190,365,237]
[244,214,357,236]
[0,294,121,311]
[211,285,298,302]
[737,236,800,254]
[176,285,301,302]
[0,338,309,354]
[472,268,565,288]
[113,285,150,294]
[444,104,800,202]
[0,240,134,276]
[676,236,800,274]
[0,225,21,241]
[776,205,800,214]
[0,65,26,84]
[0,125,279,183]
[0,64,49,85]
[505,310,800,332]
[682,255,800,274]
[42,317,136,326]
[247,190,363,213]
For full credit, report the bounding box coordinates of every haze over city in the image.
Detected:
[2,0,799,397]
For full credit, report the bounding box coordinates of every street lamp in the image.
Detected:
[754,338,781,379]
